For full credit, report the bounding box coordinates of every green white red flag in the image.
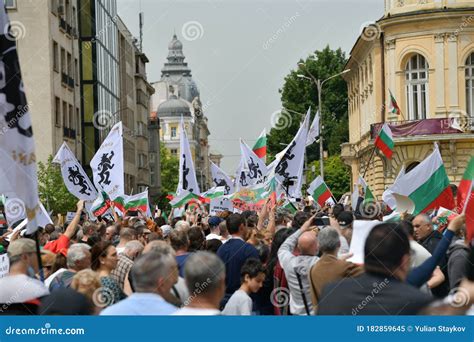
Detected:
[91,190,112,217]
[308,176,335,207]
[457,156,474,241]
[374,123,394,159]
[169,190,199,208]
[382,145,455,215]
[389,89,401,115]
[124,189,149,212]
[252,129,267,159]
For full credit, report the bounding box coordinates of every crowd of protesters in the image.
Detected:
[0,191,473,316]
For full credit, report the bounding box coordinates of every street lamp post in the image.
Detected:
[297,66,350,181]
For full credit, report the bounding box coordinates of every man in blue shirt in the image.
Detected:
[217,213,259,306]
[100,251,178,315]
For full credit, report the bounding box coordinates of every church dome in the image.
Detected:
[168,34,183,51]
[157,95,191,117]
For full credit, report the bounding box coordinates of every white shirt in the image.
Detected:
[206,233,222,241]
[173,307,221,315]
[45,268,67,288]
[0,274,49,303]
[222,289,252,315]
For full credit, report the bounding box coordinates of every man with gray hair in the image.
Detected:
[308,227,362,313]
[46,243,91,291]
[101,251,178,315]
[111,240,144,291]
[174,252,226,315]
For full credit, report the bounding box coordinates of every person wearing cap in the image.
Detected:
[160,225,172,239]
[206,216,223,242]
[335,211,354,256]
[0,238,49,314]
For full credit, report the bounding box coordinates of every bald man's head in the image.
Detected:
[297,231,318,256]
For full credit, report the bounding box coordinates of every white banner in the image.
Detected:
[306,108,320,146]
[210,197,233,215]
[210,162,234,195]
[240,139,268,186]
[177,118,200,195]
[0,4,40,234]
[274,109,310,198]
[53,142,97,201]
[91,122,124,200]
[235,158,250,191]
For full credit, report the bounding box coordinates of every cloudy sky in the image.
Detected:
[117,0,383,173]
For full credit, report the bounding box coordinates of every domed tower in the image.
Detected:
[384,0,474,17]
[160,34,200,102]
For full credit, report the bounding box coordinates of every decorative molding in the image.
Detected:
[447,33,458,43]
[434,33,446,43]
[449,140,458,173]
[385,38,396,50]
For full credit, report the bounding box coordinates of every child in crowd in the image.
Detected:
[222,258,265,315]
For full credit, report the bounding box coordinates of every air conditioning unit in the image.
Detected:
[57,5,65,15]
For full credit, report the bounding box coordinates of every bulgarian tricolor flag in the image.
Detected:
[202,186,225,200]
[169,190,199,208]
[374,123,394,159]
[457,156,474,241]
[252,129,267,160]
[308,176,335,207]
[125,189,149,212]
[385,145,455,215]
[389,89,401,115]
[91,191,112,217]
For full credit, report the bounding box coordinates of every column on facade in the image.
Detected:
[434,33,446,116]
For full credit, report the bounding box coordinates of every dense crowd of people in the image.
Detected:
[0,195,473,316]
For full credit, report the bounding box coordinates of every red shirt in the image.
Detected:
[43,234,70,256]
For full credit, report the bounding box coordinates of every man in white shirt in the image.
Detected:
[174,251,225,315]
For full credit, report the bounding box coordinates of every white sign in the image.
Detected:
[347,220,381,264]
[0,254,9,278]
[210,197,233,215]
[66,211,76,222]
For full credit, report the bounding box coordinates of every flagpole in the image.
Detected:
[462,185,473,215]
[34,231,45,282]
[362,147,377,179]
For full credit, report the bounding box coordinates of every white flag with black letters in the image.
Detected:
[90,122,124,200]
[210,162,234,195]
[53,142,97,201]
[177,118,200,195]
[0,3,40,234]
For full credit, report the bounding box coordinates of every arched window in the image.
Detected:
[406,161,420,174]
[466,53,474,116]
[405,54,429,120]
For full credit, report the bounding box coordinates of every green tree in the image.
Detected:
[268,45,348,162]
[37,155,77,214]
[155,144,179,209]
[306,156,351,200]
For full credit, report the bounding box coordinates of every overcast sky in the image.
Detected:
[117,0,383,173]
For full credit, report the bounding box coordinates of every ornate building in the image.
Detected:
[150,34,213,190]
[341,0,474,197]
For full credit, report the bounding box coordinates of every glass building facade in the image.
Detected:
[78,0,120,165]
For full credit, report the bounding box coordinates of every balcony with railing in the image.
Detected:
[63,127,76,139]
[370,117,474,140]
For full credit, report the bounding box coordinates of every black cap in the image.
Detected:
[337,211,354,228]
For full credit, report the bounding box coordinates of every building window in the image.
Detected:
[5,0,16,9]
[51,0,58,15]
[62,101,68,128]
[69,104,74,130]
[405,54,429,120]
[60,47,66,74]
[171,126,177,138]
[76,108,80,136]
[53,41,59,72]
[170,148,178,156]
[138,153,147,168]
[466,53,474,117]
[75,58,79,85]
[55,97,61,126]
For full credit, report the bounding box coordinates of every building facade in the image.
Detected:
[78,0,120,166]
[7,0,82,163]
[116,17,154,194]
[341,0,474,197]
[150,34,213,191]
